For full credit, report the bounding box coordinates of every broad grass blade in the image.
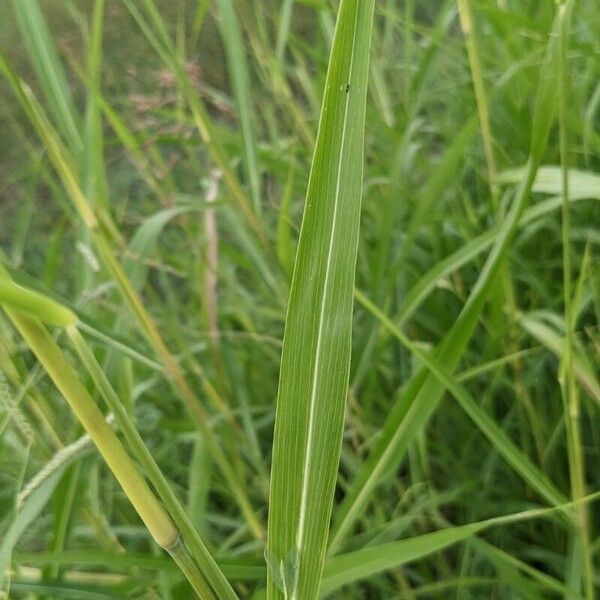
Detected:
[267,2,375,598]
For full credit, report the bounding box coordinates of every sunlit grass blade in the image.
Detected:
[266,2,375,599]
[520,313,600,406]
[499,165,600,197]
[0,276,76,327]
[329,5,566,553]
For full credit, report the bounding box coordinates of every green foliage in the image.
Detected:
[1,1,599,599]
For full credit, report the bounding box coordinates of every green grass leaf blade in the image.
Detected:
[0,472,63,590]
[324,492,600,597]
[0,276,77,327]
[321,521,487,596]
[0,56,97,230]
[355,291,569,512]
[395,187,599,328]
[499,166,600,199]
[10,0,82,154]
[216,0,262,215]
[267,2,375,599]
[275,0,295,64]
[125,206,198,290]
[82,0,108,210]
[520,313,600,406]
[66,327,239,600]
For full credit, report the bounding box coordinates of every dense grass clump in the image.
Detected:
[0,1,599,598]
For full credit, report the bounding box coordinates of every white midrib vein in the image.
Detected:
[292,5,361,599]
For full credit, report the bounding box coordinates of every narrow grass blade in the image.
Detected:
[267,2,375,599]
[0,472,63,590]
[82,0,108,210]
[125,206,198,290]
[457,0,499,203]
[276,159,297,279]
[329,6,565,553]
[275,0,295,64]
[476,541,584,600]
[95,93,165,198]
[322,521,488,596]
[5,581,123,599]
[395,187,599,328]
[10,0,82,154]
[355,290,569,512]
[216,0,262,214]
[323,493,600,597]
[556,3,593,595]
[397,114,479,261]
[0,56,97,231]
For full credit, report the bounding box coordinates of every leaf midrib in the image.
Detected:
[293,3,361,594]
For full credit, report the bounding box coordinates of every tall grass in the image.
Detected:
[1,1,599,599]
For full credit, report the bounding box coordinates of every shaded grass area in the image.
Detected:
[0,0,600,598]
